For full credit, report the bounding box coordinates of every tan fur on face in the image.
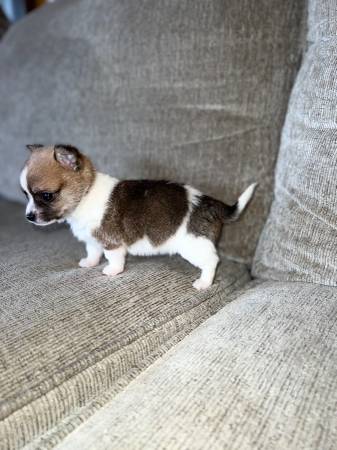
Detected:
[25,146,95,220]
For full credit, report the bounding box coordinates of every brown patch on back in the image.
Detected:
[94,180,188,249]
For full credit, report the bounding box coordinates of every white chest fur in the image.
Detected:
[67,172,118,243]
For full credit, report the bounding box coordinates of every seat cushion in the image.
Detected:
[253,0,337,285]
[0,198,250,449]
[56,281,337,450]
[0,0,305,262]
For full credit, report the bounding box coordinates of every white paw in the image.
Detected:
[79,257,100,268]
[102,265,124,277]
[193,278,212,291]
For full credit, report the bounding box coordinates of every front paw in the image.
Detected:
[193,278,212,291]
[102,265,124,277]
[79,257,100,268]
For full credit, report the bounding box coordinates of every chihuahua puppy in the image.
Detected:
[20,144,256,290]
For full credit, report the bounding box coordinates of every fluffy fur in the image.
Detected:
[20,144,256,290]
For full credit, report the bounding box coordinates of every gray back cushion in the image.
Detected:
[0,0,304,262]
[253,0,337,284]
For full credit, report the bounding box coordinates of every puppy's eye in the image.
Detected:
[21,188,28,199]
[41,192,54,202]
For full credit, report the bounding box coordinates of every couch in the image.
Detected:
[0,0,336,449]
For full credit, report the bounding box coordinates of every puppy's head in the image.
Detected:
[20,144,95,226]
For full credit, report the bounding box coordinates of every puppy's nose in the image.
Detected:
[26,212,36,222]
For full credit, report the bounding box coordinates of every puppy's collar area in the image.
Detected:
[66,172,118,228]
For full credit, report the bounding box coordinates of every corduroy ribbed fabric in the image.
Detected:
[0,198,250,449]
[55,281,337,450]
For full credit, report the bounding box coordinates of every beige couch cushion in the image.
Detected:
[253,0,337,285]
[56,281,337,450]
[0,199,250,448]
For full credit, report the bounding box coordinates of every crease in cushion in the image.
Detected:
[253,0,337,285]
[0,198,250,449]
[0,0,305,262]
[54,281,337,450]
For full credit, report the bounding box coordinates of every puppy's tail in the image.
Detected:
[223,183,257,223]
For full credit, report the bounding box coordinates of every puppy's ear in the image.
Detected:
[54,144,83,171]
[26,144,44,152]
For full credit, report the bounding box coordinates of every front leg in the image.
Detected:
[102,246,127,276]
[79,241,103,268]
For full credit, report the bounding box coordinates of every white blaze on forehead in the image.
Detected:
[20,166,35,214]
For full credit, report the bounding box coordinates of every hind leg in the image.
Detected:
[178,235,219,290]
[103,246,127,276]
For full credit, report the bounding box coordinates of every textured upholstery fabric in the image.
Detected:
[253,0,337,285]
[56,281,337,450]
[0,198,250,449]
[0,0,305,262]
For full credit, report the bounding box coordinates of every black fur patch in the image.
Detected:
[188,195,236,243]
[54,144,80,154]
[26,144,44,151]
